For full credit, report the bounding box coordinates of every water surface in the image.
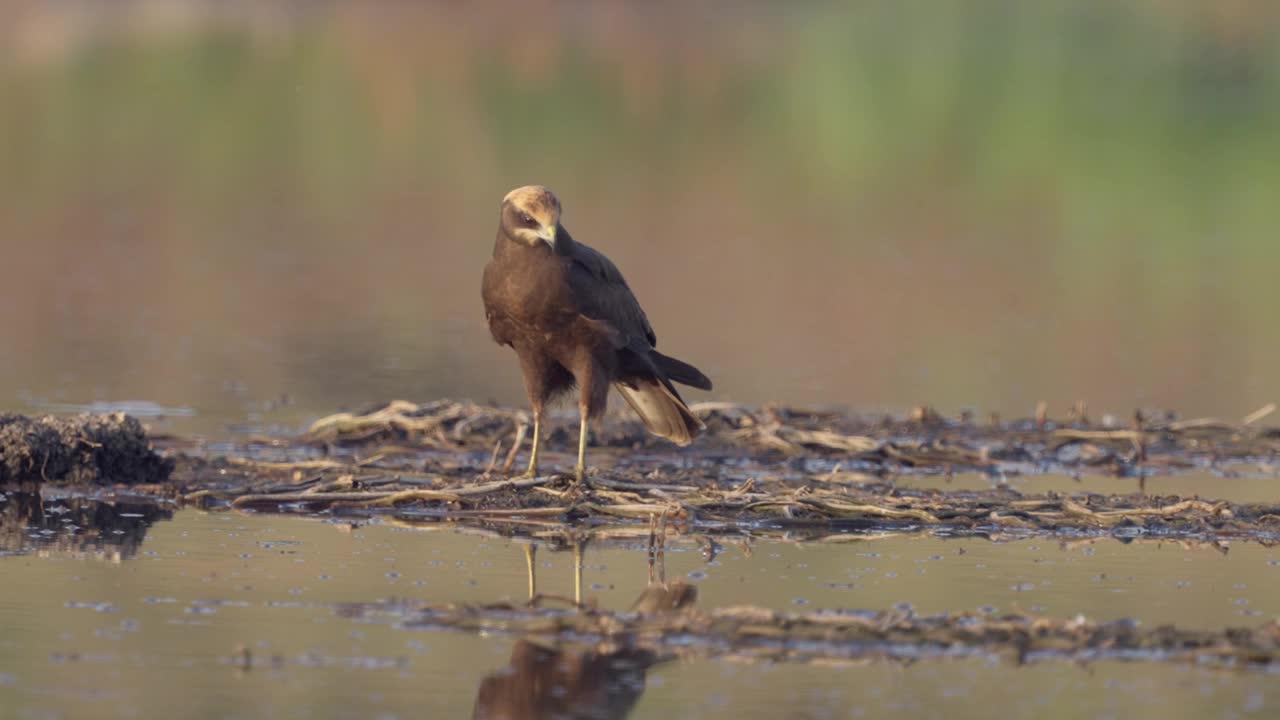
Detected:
[2,499,1277,718]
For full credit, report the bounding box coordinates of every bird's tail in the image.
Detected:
[650,350,713,391]
[614,378,705,446]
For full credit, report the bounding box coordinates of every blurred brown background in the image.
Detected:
[2,0,1278,437]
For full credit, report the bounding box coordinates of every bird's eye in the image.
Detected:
[519,212,535,225]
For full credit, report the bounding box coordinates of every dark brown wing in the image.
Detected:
[562,228,712,391]
[560,228,711,444]
[480,257,513,347]
[562,230,656,351]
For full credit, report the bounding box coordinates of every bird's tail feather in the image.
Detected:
[650,351,713,391]
[614,379,704,446]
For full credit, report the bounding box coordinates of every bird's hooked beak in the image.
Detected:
[537,224,557,249]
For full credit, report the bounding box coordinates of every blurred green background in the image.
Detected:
[2,0,1278,435]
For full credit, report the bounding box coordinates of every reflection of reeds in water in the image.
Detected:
[476,520,696,720]
[0,492,174,562]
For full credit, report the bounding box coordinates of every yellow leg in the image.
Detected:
[517,414,540,479]
[573,541,584,606]
[523,543,537,601]
[574,412,588,482]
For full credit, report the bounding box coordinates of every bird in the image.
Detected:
[481,185,712,482]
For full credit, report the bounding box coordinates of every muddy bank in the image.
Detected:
[0,412,172,486]
[158,398,1280,543]
[299,399,1280,476]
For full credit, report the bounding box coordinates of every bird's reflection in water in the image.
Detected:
[0,490,173,561]
[630,515,696,615]
[472,639,655,720]
[474,519,696,720]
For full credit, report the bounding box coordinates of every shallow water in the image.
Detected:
[1,498,1278,719]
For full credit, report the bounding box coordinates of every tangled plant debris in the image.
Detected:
[7,400,1279,541]
[299,399,1280,476]
[163,399,1280,543]
[175,461,1280,542]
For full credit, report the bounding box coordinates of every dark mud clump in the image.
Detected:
[0,412,173,486]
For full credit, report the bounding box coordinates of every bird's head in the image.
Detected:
[500,185,562,250]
